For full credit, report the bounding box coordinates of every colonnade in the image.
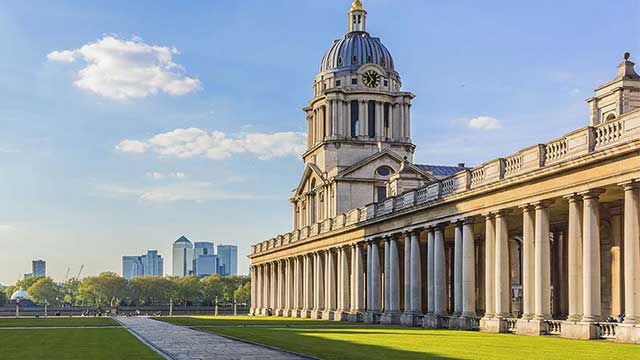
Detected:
[250,182,640,341]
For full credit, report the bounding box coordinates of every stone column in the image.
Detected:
[434,225,447,317]
[250,266,256,315]
[276,260,284,316]
[270,262,277,312]
[382,236,401,324]
[339,246,350,319]
[427,228,435,315]
[462,218,476,320]
[403,233,411,314]
[302,254,313,318]
[623,182,640,325]
[285,258,293,316]
[410,229,422,314]
[323,249,336,320]
[294,257,303,317]
[520,205,535,320]
[495,211,510,319]
[581,189,604,323]
[263,264,270,315]
[534,202,551,321]
[371,241,382,313]
[312,252,324,319]
[384,237,391,312]
[610,205,624,319]
[366,242,373,312]
[484,214,495,319]
[565,194,583,322]
[453,221,463,317]
[354,243,365,318]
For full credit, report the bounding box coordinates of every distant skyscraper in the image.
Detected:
[193,242,216,276]
[217,245,238,276]
[32,260,46,277]
[172,236,194,276]
[122,250,163,279]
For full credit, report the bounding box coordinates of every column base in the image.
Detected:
[284,309,294,317]
[458,316,478,330]
[479,317,508,333]
[334,310,349,321]
[310,309,323,319]
[400,312,421,327]
[300,309,312,318]
[423,314,445,329]
[347,312,363,322]
[321,310,335,320]
[380,311,401,325]
[364,311,381,324]
[275,309,284,317]
[516,319,547,336]
[560,321,599,340]
[616,324,640,344]
[447,316,460,330]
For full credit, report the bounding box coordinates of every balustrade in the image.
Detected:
[505,318,518,333]
[594,119,624,149]
[596,322,617,339]
[545,138,568,163]
[546,320,562,335]
[470,168,485,188]
[504,154,522,177]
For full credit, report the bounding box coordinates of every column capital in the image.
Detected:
[578,188,606,199]
[532,200,554,209]
[563,192,582,202]
[462,217,475,225]
[483,212,495,219]
[432,222,447,231]
[518,203,535,212]
[619,179,640,190]
[493,209,512,218]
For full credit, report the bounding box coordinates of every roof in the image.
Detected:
[416,164,468,178]
[174,236,192,244]
[320,32,394,73]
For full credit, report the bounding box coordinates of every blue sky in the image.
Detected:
[0,0,638,284]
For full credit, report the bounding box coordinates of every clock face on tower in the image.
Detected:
[362,70,381,88]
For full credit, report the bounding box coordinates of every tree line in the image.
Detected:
[1,272,250,307]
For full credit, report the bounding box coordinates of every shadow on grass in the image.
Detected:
[197,326,459,360]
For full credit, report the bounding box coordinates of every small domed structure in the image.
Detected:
[10,287,30,301]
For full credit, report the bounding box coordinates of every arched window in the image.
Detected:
[605,113,617,122]
[309,179,317,224]
[350,100,359,138]
[368,100,376,138]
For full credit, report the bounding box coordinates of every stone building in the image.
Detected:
[249,1,640,344]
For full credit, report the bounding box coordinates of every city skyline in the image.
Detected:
[1,0,639,285]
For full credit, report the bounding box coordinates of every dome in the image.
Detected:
[174,235,192,244]
[320,32,395,73]
[10,287,29,301]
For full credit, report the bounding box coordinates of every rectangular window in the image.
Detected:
[350,100,359,138]
[384,103,390,138]
[368,100,376,138]
[384,80,388,87]
[377,186,387,202]
[352,78,358,85]
[336,80,341,87]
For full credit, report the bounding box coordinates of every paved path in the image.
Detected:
[116,317,310,360]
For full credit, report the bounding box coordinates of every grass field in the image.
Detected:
[0,317,118,327]
[162,316,640,360]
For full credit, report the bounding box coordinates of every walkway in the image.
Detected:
[116,317,310,360]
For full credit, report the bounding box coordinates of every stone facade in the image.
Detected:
[250,1,640,344]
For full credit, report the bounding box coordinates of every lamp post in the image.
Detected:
[15,298,20,318]
[169,298,173,317]
[44,299,48,318]
[233,296,237,317]
[214,296,219,317]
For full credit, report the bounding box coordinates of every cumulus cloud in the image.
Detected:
[468,116,501,130]
[116,128,307,160]
[47,36,201,99]
[97,182,271,203]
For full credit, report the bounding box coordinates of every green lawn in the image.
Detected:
[168,316,640,360]
[156,315,357,327]
[0,317,118,327]
[0,328,161,360]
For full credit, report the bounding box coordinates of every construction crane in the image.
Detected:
[75,264,84,280]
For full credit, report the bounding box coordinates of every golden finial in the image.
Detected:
[351,0,363,11]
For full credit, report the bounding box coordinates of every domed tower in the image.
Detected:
[291,1,430,230]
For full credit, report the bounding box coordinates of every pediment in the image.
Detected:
[338,149,436,181]
[293,163,328,197]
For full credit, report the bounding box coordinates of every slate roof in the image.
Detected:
[416,164,468,178]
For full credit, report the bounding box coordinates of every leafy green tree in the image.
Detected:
[62,278,80,305]
[234,282,251,305]
[169,276,201,306]
[200,274,223,305]
[28,277,63,305]
[16,276,44,290]
[0,289,7,305]
[128,276,172,306]
[78,272,127,306]
[4,286,15,302]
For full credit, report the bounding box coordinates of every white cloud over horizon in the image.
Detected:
[467,116,501,130]
[0,224,17,232]
[116,128,307,160]
[47,36,201,100]
[97,181,273,203]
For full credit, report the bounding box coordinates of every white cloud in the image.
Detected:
[146,172,187,180]
[47,36,201,100]
[116,127,306,160]
[0,224,17,232]
[468,116,501,130]
[97,182,271,203]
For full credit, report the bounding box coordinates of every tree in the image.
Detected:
[0,289,7,305]
[78,272,127,306]
[200,274,223,305]
[169,276,201,306]
[62,278,80,305]
[4,286,15,302]
[234,282,251,305]
[128,276,172,306]
[15,276,44,291]
[28,277,63,305]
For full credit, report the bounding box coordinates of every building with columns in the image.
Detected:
[249,1,640,344]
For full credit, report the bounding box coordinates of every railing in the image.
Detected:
[596,322,617,339]
[505,318,518,333]
[594,119,623,149]
[469,317,480,330]
[546,320,562,335]
[441,316,450,328]
[253,110,640,255]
